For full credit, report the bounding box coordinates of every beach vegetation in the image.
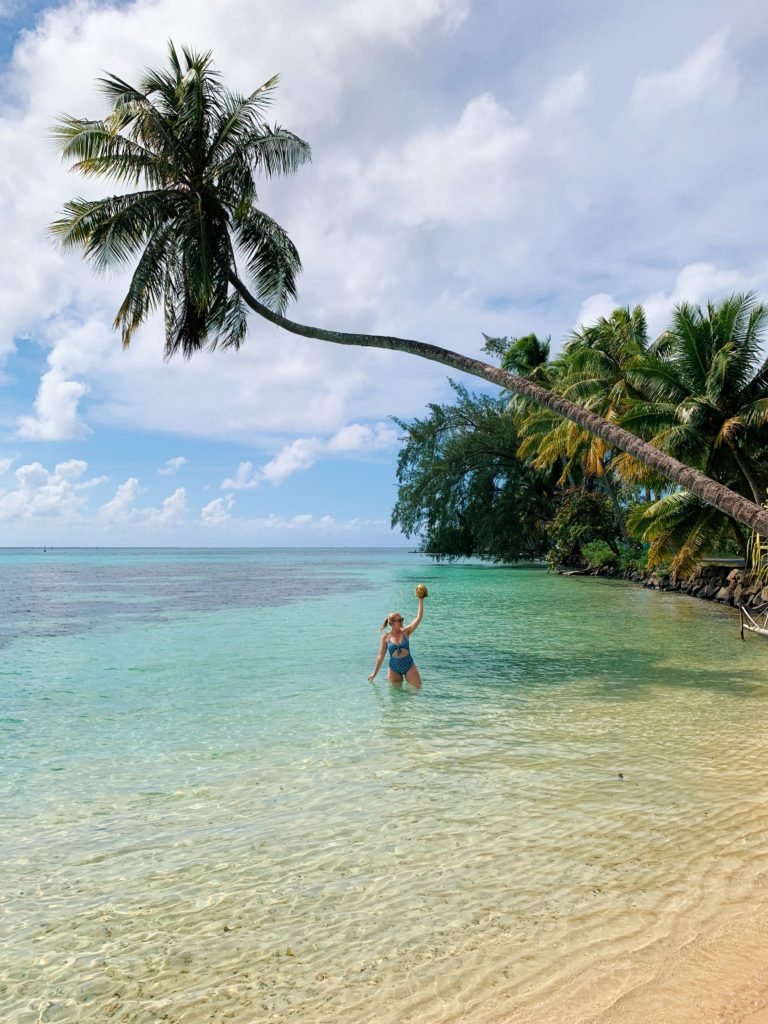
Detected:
[395,297,768,577]
[620,295,768,573]
[615,541,648,574]
[543,490,621,568]
[580,540,618,570]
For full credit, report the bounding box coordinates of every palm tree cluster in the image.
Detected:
[503,296,768,574]
[50,43,768,544]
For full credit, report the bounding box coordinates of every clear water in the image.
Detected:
[2,548,768,1023]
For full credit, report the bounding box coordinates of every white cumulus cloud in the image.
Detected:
[201,494,235,525]
[98,478,139,523]
[642,262,744,336]
[221,461,261,490]
[631,29,737,112]
[99,479,188,526]
[259,438,322,486]
[17,371,90,440]
[16,318,113,440]
[0,459,98,520]
[573,261,761,339]
[264,420,397,483]
[228,420,400,488]
[352,93,531,227]
[574,292,619,329]
[539,68,589,120]
[159,456,189,475]
[153,487,188,525]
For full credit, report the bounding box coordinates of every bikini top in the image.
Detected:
[387,632,410,655]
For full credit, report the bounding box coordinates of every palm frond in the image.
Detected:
[241,125,312,177]
[740,398,768,430]
[235,206,301,312]
[52,117,171,186]
[50,190,176,270]
[114,221,174,346]
[627,356,687,404]
[630,490,726,575]
[713,416,742,449]
[207,77,280,160]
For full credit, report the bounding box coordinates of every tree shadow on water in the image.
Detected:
[422,641,768,702]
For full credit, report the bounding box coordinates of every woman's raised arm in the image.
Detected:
[406,596,424,635]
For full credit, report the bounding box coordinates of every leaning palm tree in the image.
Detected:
[50,43,768,535]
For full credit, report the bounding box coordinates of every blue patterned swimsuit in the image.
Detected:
[387,632,414,676]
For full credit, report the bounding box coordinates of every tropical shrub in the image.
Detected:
[615,541,648,574]
[581,540,617,569]
[545,490,620,568]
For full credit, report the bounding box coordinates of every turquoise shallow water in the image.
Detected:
[2,548,768,1023]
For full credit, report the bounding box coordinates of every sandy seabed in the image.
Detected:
[463,887,768,1024]
[597,908,768,1024]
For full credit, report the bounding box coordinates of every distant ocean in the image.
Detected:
[3,548,768,1023]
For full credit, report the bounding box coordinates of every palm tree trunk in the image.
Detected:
[229,274,768,537]
[600,470,631,544]
[727,441,765,507]
[730,518,748,562]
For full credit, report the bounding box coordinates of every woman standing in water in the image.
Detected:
[368,585,427,688]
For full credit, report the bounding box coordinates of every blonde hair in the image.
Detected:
[380,612,402,631]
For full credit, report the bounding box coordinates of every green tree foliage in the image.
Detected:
[625,294,768,499]
[517,307,650,494]
[395,297,768,576]
[545,490,622,569]
[482,332,552,385]
[391,383,556,561]
[622,294,768,573]
[491,298,768,575]
[628,492,743,575]
[580,540,618,570]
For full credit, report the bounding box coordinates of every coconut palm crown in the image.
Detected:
[624,294,768,504]
[51,42,310,357]
[517,306,650,485]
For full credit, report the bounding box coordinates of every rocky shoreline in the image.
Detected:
[567,563,768,610]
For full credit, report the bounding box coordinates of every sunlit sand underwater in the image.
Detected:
[2,548,768,1023]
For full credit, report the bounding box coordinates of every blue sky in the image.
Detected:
[1,0,767,545]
